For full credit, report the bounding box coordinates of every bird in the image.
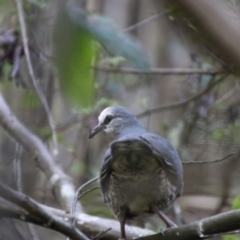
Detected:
[89,106,183,239]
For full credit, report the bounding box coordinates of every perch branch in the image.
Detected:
[0,182,89,240]
[0,189,155,240]
[137,210,240,240]
[1,189,240,240]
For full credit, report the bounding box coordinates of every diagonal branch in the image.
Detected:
[173,0,240,70]
[0,182,89,240]
[123,12,168,33]
[136,76,225,118]
[0,189,155,240]
[0,93,76,211]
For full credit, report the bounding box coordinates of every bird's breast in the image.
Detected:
[106,153,176,216]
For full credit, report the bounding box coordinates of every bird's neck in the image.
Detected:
[114,124,146,140]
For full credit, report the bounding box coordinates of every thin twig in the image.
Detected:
[14,0,58,156]
[183,153,236,164]
[92,228,112,240]
[76,177,100,201]
[13,142,22,192]
[94,66,226,75]
[123,12,168,33]
[71,177,99,232]
[77,186,100,200]
[136,76,225,118]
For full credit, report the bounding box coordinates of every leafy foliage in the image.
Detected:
[67,5,150,69]
[53,7,95,108]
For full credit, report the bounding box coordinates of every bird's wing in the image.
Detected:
[100,148,112,203]
[139,132,183,195]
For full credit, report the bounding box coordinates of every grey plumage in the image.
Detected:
[89,106,183,239]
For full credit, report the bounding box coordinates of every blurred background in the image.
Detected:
[0,0,240,239]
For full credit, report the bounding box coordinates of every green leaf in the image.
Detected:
[232,196,240,210]
[53,7,95,108]
[67,5,150,69]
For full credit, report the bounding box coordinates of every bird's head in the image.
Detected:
[89,106,145,139]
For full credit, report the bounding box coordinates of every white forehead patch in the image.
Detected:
[98,107,113,123]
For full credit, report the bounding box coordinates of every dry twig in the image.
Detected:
[183,153,236,164]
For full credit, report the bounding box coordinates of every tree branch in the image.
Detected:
[0,187,155,240]
[0,93,76,211]
[136,76,225,118]
[0,182,89,240]
[1,187,240,240]
[95,66,225,75]
[184,153,236,164]
[173,0,240,70]
[137,210,240,240]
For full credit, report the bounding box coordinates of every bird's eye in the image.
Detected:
[104,115,113,124]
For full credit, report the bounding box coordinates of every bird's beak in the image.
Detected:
[89,124,106,139]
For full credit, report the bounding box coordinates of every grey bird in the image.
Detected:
[89,106,183,239]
